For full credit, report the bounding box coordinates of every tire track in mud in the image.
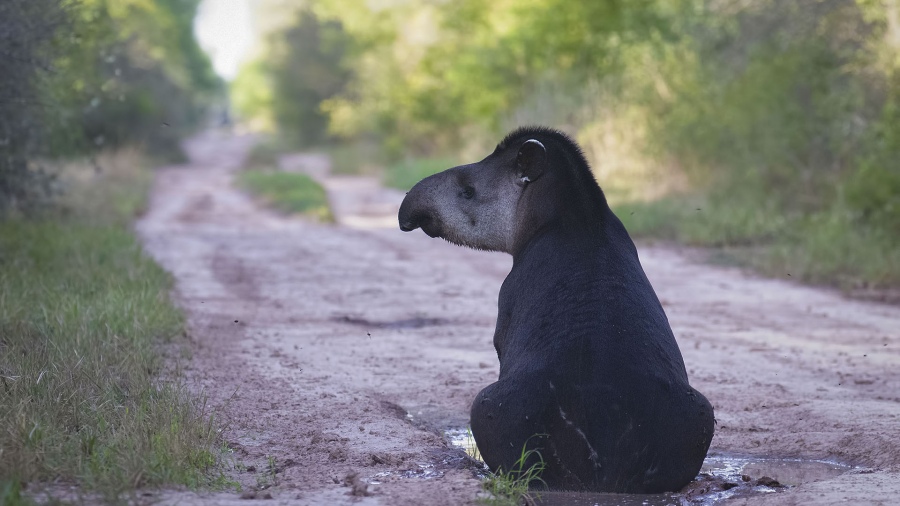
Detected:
[139,132,900,505]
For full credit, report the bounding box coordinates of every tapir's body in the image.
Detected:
[473,210,712,493]
[398,126,714,493]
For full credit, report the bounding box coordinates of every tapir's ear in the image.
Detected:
[516,139,546,187]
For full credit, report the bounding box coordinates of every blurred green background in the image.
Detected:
[231,0,900,290]
[3,0,899,284]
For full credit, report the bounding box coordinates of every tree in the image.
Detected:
[0,0,222,212]
[0,0,67,210]
[235,8,352,146]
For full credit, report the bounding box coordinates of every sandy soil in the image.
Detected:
[137,132,900,505]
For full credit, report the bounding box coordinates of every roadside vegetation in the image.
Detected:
[1,0,228,501]
[0,155,229,503]
[234,0,900,293]
[478,446,546,506]
[616,193,900,290]
[237,170,333,221]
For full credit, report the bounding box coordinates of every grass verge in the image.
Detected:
[0,152,228,502]
[383,157,456,191]
[237,170,333,221]
[614,193,900,291]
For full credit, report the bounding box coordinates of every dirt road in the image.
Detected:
[138,132,900,505]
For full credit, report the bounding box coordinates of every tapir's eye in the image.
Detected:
[461,185,475,199]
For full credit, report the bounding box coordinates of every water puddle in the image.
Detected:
[364,431,484,486]
[368,463,444,485]
[445,428,483,462]
[444,427,855,505]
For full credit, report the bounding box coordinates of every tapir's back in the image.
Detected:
[496,214,689,384]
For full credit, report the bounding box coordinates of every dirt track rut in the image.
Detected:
[138,132,900,505]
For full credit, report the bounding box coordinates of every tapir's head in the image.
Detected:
[398,126,605,254]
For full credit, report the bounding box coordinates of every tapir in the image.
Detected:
[397,126,714,493]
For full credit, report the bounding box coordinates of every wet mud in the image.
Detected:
[139,132,900,505]
[445,427,858,506]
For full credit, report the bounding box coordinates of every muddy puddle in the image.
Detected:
[442,428,855,505]
[532,454,852,506]
[362,428,482,488]
[368,464,444,485]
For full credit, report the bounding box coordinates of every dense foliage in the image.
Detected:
[0,0,68,211]
[0,0,221,211]
[233,9,352,146]
[238,0,900,287]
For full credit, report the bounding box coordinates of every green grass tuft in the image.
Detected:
[237,170,333,221]
[479,442,546,506]
[0,480,26,506]
[383,157,456,191]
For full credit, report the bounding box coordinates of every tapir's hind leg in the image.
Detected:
[469,378,549,479]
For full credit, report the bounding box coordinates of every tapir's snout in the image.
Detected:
[398,191,421,232]
[399,163,504,248]
[398,202,438,236]
[398,177,437,235]
[399,214,435,234]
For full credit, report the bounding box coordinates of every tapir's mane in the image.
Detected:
[497,126,586,162]
[497,125,608,217]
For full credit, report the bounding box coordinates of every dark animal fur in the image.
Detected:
[400,126,714,493]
